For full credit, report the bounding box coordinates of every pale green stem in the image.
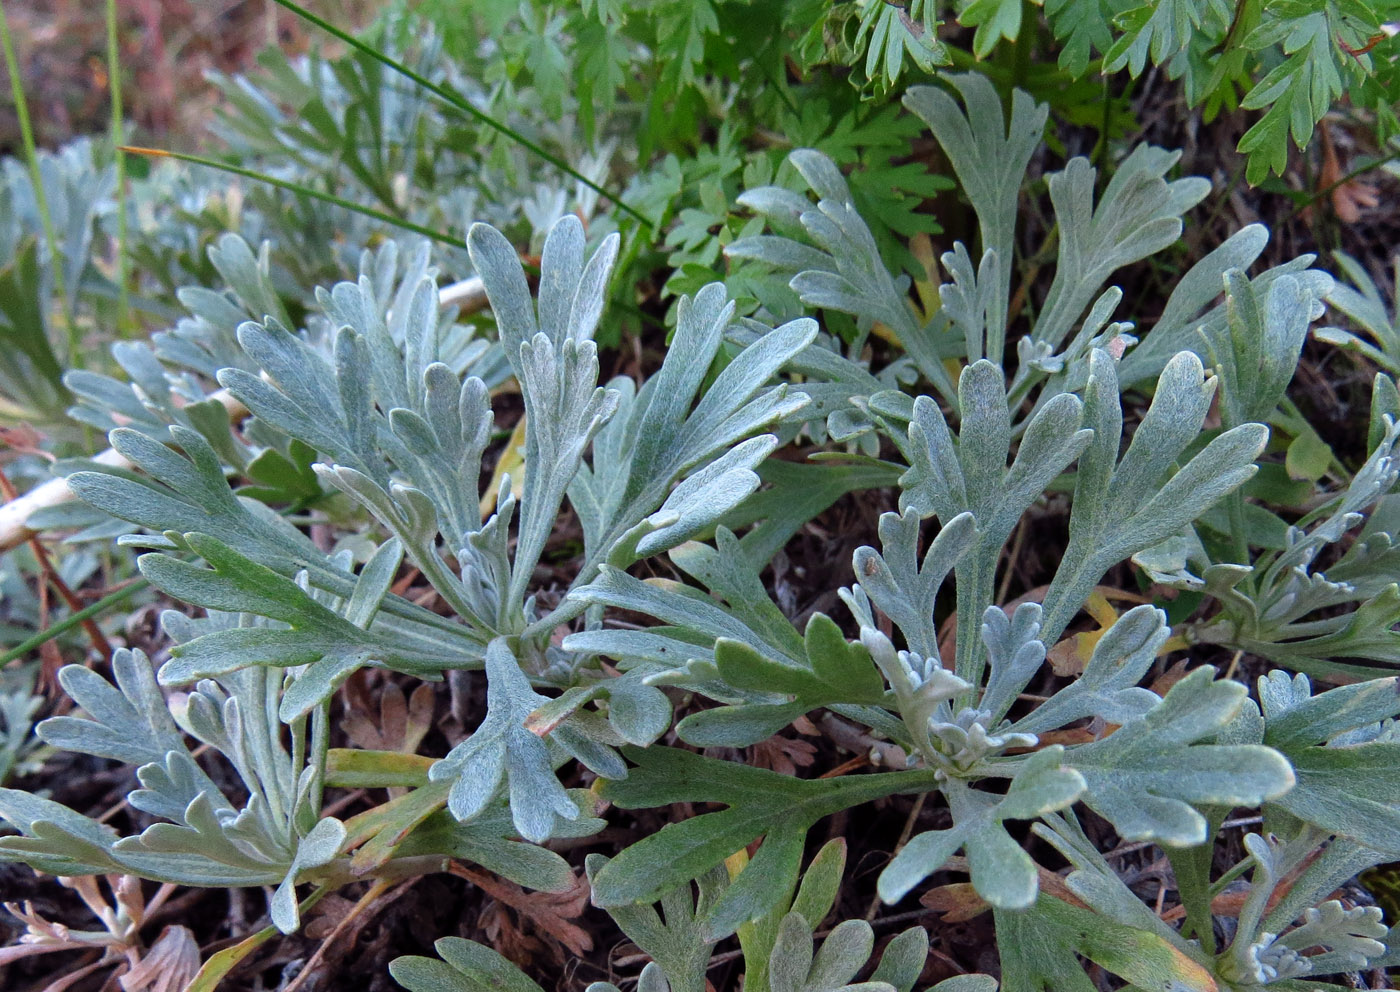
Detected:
[104,0,130,335]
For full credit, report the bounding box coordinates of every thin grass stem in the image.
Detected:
[120,146,469,251]
[0,579,149,666]
[104,0,131,335]
[268,0,652,229]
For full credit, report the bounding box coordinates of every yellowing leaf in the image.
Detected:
[481,415,528,518]
[1047,587,1150,676]
[1012,895,1218,992]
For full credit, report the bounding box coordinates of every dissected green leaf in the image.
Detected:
[592,746,929,917]
[1067,667,1294,845]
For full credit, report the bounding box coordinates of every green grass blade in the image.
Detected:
[120,147,469,251]
[104,0,131,336]
[268,0,653,230]
[0,578,148,666]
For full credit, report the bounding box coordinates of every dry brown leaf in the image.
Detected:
[283,879,420,992]
[918,883,988,923]
[455,865,593,965]
[119,925,199,992]
[341,677,436,803]
[1046,588,1142,676]
[478,900,545,968]
[1313,122,1380,224]
[343,681,435,755]
[3,876,192,992]
[918,857,1087,921]
[1024,727,1099,748]
[303,893,360,940]
[750,735,818,775]
[40,956,111,992]
[3,876,136,966]
[0,424,49,463]
[1149,658,1192,697]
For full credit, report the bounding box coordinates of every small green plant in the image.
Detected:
[1,26,1397,987]
[573,77,1400,988]
[0,213,822,934]
[392,839,994,992]
[0,140,116,429]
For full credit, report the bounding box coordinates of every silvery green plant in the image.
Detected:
[0,636,592,935]
[562,77,1399,987]
[0,139,115,431]
[1144,387,1400,680]
[1023,666,1400,988]
[0,667,40,787]
[4,69,1400,991]
[37,231,510,543]
[1318,251,1400,378]
[0,647,351,934]
[199,8,628,281]
[727,74,1330,419]
[0,212,821,931]
[723,71,1400,687]
[391,839,996,992]
[1123,260,1400,680]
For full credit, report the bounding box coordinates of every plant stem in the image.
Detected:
[104,0,131,336]
[0,579,148,665]
[268,0,652,230]
[120,147,470,251]
[184,885,330,992]
[309,700,331,821]
[1096,75,1111,177]
[1012,0,1034,93]
[1286,147,1400,221]
[1226,490,1249,567]
[1166,844,1217,954]
[954,551,997,694]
